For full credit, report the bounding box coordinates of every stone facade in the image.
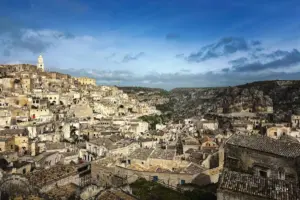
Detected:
[74,77,96,86]
[291,115,300,128]
[224,134,300,183]
[266,126,291,139]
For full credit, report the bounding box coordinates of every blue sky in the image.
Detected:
[1,0,300,89]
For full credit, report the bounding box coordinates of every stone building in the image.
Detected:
[266,126,291,139]
[85,137,139,161]
[26,163,91,193]
[29,108,52,120]
[224,134,300,183]
[0,137,14,152]
[0,109,11,127]
[218,134,300,199]
[74,77,96,86]
[21,78,32,93]
[33,152,63,169]
[0,129,28,154]
[291,114,300,128]
[45,92,60,105]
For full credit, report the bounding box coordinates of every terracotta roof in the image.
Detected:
[219,169,300,200]
[149,148,175,160]
[183,163,206,174]
[26,164,77,187]
[279,135,299,144]
[46,183,78,199]
[226,134,300,158]
[96,189,137,200]
[129,148,153,160]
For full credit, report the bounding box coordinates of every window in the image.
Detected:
[0,148,2,151]
[278,168,285,180]
[274,132,277,136]
[11,145,13,149]
[23,168,26,174]
[283,132,286,136]
[259,170,267,178]
[227,157,239,168]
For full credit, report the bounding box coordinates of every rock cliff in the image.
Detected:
[168,80,300,122]
[121,80,300,122]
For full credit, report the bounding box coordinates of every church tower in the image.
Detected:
[37,55,45,72]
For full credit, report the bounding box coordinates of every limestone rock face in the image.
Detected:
[167,80,300,121]
[121,80,300,122]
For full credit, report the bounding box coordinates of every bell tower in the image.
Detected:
[37,55,45,72]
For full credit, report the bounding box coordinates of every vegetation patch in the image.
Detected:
[130,178,216,200]
[139,114,171,130]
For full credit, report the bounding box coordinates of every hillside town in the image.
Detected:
[0,56,299,200]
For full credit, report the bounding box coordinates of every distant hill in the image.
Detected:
[117,86,167,94]
[119,80,300,122]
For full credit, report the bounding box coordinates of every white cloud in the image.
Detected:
[1,26,300,89]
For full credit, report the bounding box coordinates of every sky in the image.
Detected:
[1,0,300,89]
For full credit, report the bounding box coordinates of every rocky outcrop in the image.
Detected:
[167,80,300,122]
[122,81,300,123]
[118,86,169,106]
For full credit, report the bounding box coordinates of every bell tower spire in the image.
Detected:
[37,55,45,72]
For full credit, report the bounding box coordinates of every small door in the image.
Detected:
[180,180,185,185]
[153,176,158,182]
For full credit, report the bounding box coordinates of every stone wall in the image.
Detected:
[37,152,63,169]
[109,143,140,156]
[13,163,32,174]
[147,158,190,171]
[114,166,195,187]
[40,173,80,193]
[0,141,6,152]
